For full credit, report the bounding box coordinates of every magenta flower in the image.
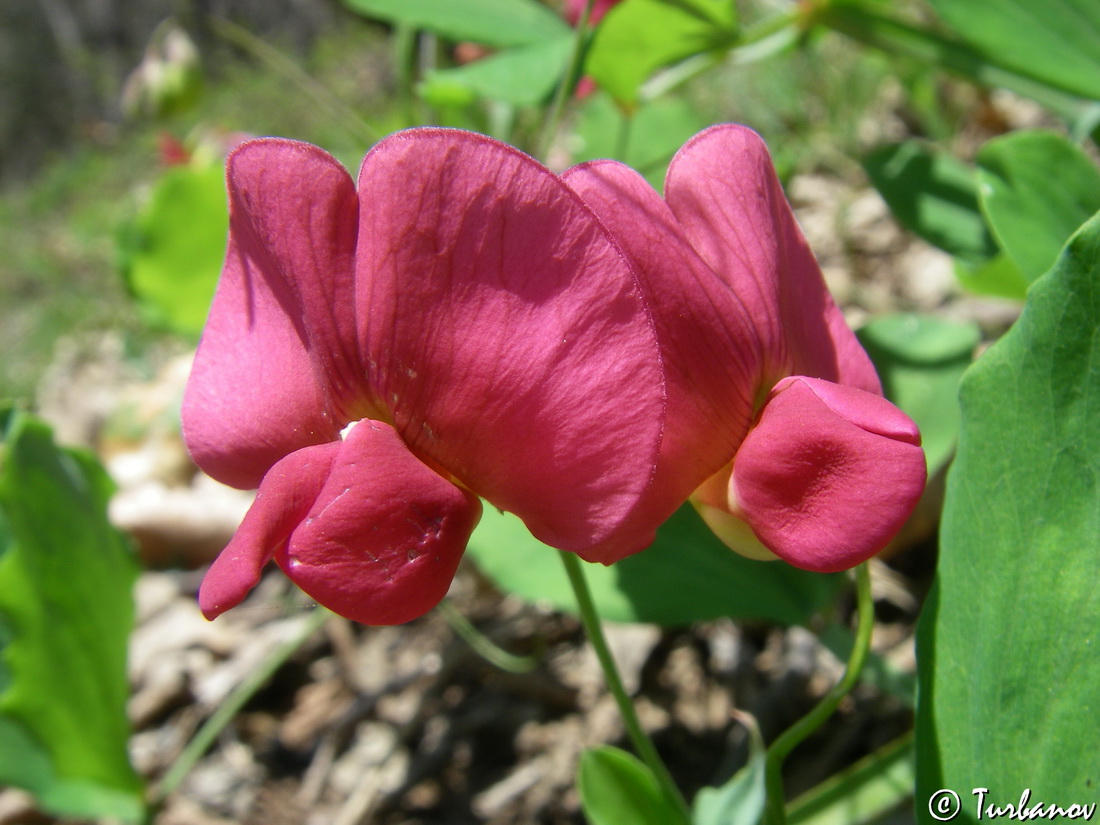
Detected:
[560,124,926,571]
[564,0,624,26]
[185,124,925,628]
[182,132,670,625]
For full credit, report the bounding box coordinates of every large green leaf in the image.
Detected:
[420,35,574,107]
[342,0,570,47]
[0,410,143,821]
[467,504,841,627]
[923,0,1100,100]
[915,213,1100,822]
[863,141,998,266]
[578,746,689,825]
[121,163,227,337]
[857,314,980,475]
[586,0,738,107]
[977,130,1100,284]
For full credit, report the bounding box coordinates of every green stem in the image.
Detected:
[558,551,691,823]
[150,607,331,808]
[208,16,379,145]
[814,2,1091,123]
[437,597,539,673]
[614,108,634,161]
[763,562,874,825]
[639,8,802,102]
[537,0,596,162]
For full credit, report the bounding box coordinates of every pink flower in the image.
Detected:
[561,124,926,572]
[564,0,624,27]
[186,124,925,628]
[183,132,669,624]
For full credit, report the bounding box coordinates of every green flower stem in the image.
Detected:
[813,2,1091,123]
[537,0,596,162]
[614,108,634,161]
[638,7,802,102]
[437,597,539,673]
[558,550,692,822]
[763,562,874,825]
[149,606,331,812]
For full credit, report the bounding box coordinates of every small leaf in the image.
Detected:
[579,746,687,825]
[916,212,1100,815]
[953,253,1028,301]
[467,504,842,627]
[863,141,998,265]
[420,35,574,106]
[342,0,570,47]
[857,313,980,474]
[120,163,227,337]
[0,410,143,822]
[693,712,766,825]
[586,0,738,107]
[923,0,1100,100]
[977,130,1100,284]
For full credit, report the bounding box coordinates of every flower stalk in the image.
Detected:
[437,597,539,673]
[538,0,596,160]
[558,550,692,822]
[763,561,875,825]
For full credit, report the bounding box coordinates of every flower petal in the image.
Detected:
[277,420,482,625]
[199,441,341,619]
[729,376,926,572]
[182,139,366,489]
[664,125,881,394]
[561,159,761,555]
[354,129,666,559]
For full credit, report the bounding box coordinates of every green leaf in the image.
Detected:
[977,130,1100,284]
[0,410,143,821]
[121,163,227,337]
[857,313,980,475]
[573,93,708,190]
[342,0,570,47]
[579,746,688,825]
[693,713,766,825]
[467,504,841,627]
[863,141,998,266]
[586,0,738,107]
[923,0,1100,100]
[420,35,574,107]
[788,734,914,825]
[953,253,1028,301]
[915,212,1100,821]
